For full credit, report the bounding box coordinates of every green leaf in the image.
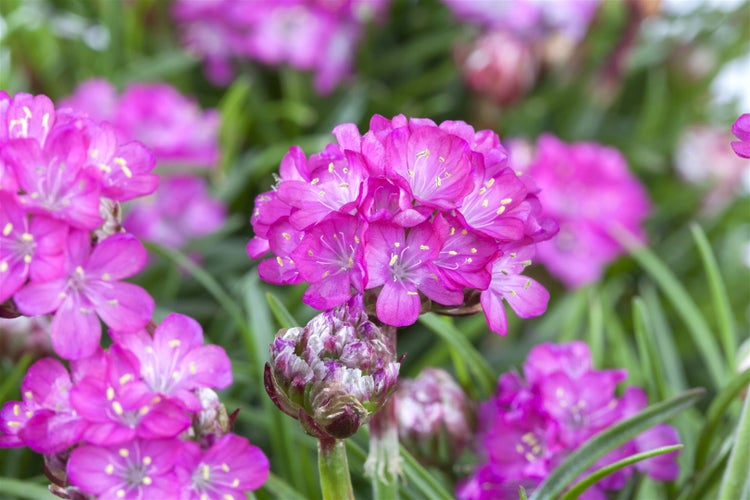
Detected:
[0,354,32,402]
[718,387,750,499]
[529,388,705,500]
[694,367,750,471]
[632,297,669,401]
[266,292,300,330]
[0,478,55,499]
[418,313,495,398]
[561,444,683,500]
[261,473,310,500]
[613,226,726,387]
[690,223,737,372]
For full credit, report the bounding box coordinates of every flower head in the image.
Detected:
[731,113,750,158]
[249,114,557,335]
[458,341,681,499]
[265,296,400,439]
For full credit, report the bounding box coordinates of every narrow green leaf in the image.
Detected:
[266,292,300,329]
[261,473,310,500]
[0,478,55,499]
[0,354,32,401]
[632,298,669,401]
[399,444,455,500]
[418,313,495,398]
[717,387,750,499]
[690,223,737,372]
[681,438,732,500]
[613,227,725,387]
[218,77,253,174]
[694,367,750,471]
[586,290,605,364]
[519,486,529,500]
[561,444,683,500]
[529,388,705,500]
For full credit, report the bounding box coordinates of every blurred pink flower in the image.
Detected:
[511,135,651,288]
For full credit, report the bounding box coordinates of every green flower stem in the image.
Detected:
[318,438,354,500]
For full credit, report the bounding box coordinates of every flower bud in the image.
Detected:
[394,368,474,468]
[455,29,539,106]
[265,296,400,439]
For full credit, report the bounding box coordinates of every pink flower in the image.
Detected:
[13,231,154,359]
[172,0,390,93]
[731,113,750,158]
[0,192,68,303]
[514,134,651,288]
[63,80,220,168]
[123,175,226,249]
[0,358,85,453]
[67,438,183,499]
[175,433,270,499]
[249,114,557,334]
[458,342,681,500]
[111,313,233,411]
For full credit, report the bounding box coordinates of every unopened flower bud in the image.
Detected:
[395,368,474,467]
[265,296,400,440]
[192,388,231,446]
[455,29,539,106]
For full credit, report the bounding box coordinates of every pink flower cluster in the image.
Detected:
[63,80,227,252]
[247,114,557,334]
[442,0,600,43]
[458,341,681,500]
[510,135,651,289]
[0,313,269,499]
[172,0,390,93]
[62,79,220,169]
[0,91,159,359]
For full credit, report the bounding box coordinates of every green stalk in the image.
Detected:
[318,438,354,500]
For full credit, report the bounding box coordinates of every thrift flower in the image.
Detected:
[176,433,270,499]
[511,134,651,288]
[13,230,154,359]
[458,341,681,499]
[248,114,557,335]
[67,438,182,499]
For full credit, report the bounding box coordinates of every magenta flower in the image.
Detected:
[4,92,55,145]
[290,214,367,310]
[458,341,681,499]
[124,174,226,250]
[731,113,750,158]
[249,114,557,334]
[480,244,549,336]
[365,221,463,327]
[70,345,191,445]
[176,433,270,499]
[172,0,390,93]
[13,230,154,359]
[111,313,233,411]
[63,80,220,169]
[514,134,651,288]
[2,124,103,230]
[0,357,85,453]
[67,438,182,499]
[0,192,67,303]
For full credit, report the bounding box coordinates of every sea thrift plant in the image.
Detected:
[510,134,651,289]
[247,114,557,335]
[457,341,681,499]
[0,90,158,357]
[0,313,270,498]
[172,0,390,93]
